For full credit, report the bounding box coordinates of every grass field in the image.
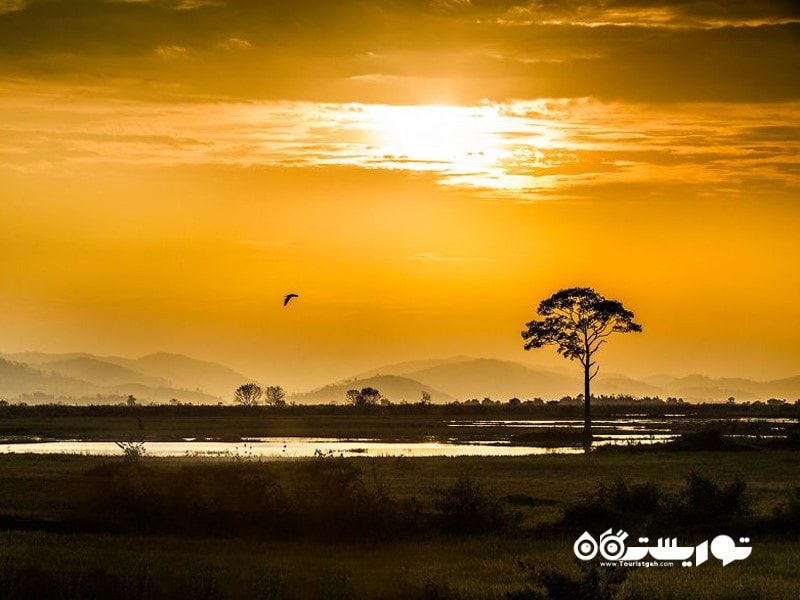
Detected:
[0,447,798,599]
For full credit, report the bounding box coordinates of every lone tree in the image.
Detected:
[234,383,263,407]
[521,287,641,450]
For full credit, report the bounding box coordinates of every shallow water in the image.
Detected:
[0,434,671,458]
[448,418,675,433]
[0,438,584,458]
[2,416,790,458]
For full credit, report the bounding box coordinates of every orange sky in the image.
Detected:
[1,1,798,390]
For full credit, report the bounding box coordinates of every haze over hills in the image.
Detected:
[0,351,797,405]
[640,373,800,404]
[288,375,455,405]
[335,357,800,404]
[109,353,250,399]
[0,358,94,399]
[0,352,253,404]
[39,357,166,388]
[403,358,574,401]
[348,357,662,402]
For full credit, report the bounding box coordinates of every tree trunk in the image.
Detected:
[583,362,592,452]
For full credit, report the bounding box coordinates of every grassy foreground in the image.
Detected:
[0,450,799,598]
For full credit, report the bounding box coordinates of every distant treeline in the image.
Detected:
[0,399,798,419]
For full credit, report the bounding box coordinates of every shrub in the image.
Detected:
[506,561,630,600]
[671,472,752,524]
[115,439,146,461]
[767,486,800,533]
[556,473,752,535]
[666,428,747,451]
[431,472,519,535]
[559,479,663,534]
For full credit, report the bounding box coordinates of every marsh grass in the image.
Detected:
[0,523,797,599]
[1,451,799,598]
[616,542,800,600]
[79,460,520,541]
[0,532,545,599]
[253,567,284,600]
[506,561,630,600]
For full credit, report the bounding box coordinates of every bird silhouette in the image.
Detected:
[283,293,299,306]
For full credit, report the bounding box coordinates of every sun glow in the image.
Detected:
[358,103,561,190]
[4,88,797,201]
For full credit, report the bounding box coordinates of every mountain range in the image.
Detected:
[0,351,250,404]
[0,352,797,405]
[329,357,798,404]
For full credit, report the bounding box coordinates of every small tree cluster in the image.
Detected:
[345,387,383,406]
[233,383,287,406]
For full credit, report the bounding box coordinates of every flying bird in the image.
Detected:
[283,293,299,306]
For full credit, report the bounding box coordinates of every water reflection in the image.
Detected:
[4,417,789,458]
[448,419,677,442]
[0,433,675,458]
[0,438,585,458]
[449,418,675,431]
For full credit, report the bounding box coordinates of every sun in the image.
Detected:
[356,103,560,191]
[366,104,505,164]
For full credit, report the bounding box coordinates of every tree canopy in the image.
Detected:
[522,287,641,373]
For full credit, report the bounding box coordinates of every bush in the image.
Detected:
[431,472,519,535]
[115,439,146,461]
[506,561,630,600]
[556,473,752,536]
[673,472,752,523]
[766,486,800,533]
[559,479,663,534]
[667,428,748,451]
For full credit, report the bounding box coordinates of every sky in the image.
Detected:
[1,0,798,391]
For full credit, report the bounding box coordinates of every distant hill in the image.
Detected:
[0,358,92,398]
[2,351,798,405]
[349,357,800,403]
[761,376,800,401]
[592,374,664,398]
[354,356,474,379]
[103,383,223,405]
[402,358,575,401]
[288,374,454,405]
[108,352,250,399]
[642,374,800,403]
[0,351,255,404]
[2,351,97,366]
[40,357,165,388]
